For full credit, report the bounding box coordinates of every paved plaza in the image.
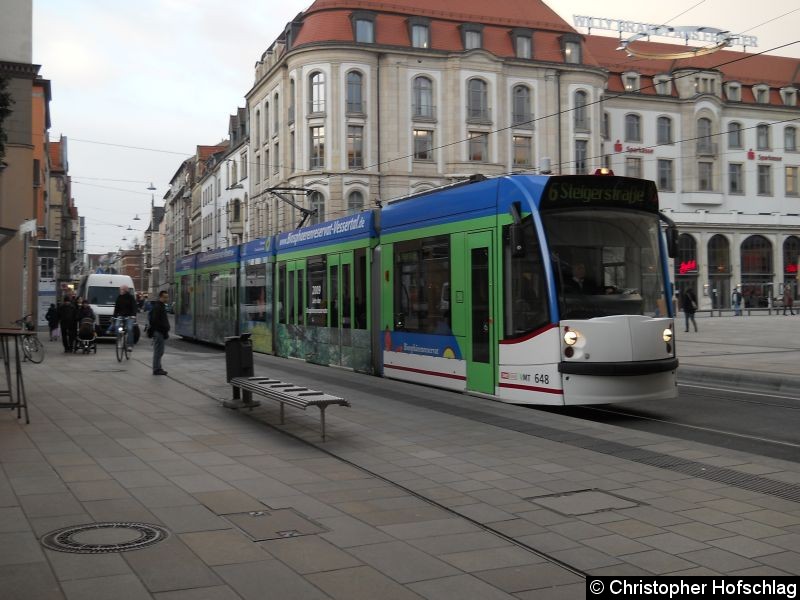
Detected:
[1,314,799,599]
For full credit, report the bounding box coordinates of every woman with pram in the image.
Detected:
[76,300,98,353]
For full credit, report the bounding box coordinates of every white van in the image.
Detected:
[77,274,136,336]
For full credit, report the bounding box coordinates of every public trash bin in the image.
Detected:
[224,333,254,382]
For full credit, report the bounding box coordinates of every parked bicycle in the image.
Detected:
[111,315,135,362]
[11,315,45,364]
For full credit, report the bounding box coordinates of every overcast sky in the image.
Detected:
[33,0,800,255]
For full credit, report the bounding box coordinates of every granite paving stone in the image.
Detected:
[151,504,232,533]
[260,534,362,573]
[44,548,132,582]
[474,563,583,593]
[153,586,243,600]
[439,545,546,571]
[707,535,785,558]
[0,531,46,565]
[349,540,461,583]
[678,547,760,572]
[127,485,199,508]
[180,529,271,566]
[214,560,330,600]
[307,565,424,600]
[752,552,800,575]
[193,489,267,514]
[618,549,697,574]
[0,562,65,600]
[637,532,709,554]
[60,573,152,600]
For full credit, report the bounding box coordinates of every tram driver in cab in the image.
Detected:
[564,262,600,294]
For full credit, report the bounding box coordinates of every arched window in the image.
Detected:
[233,199,241,222]
[783,236,800,275]
[288,79,296,123]
[728,122,743,148]
[512,85,531,126]
[624,113,641,142]
[708,235,730,274]
[254,110,260,146]
[785,126,797,152]
[309,191,325,225]
[347,190,364,215]
[741,235,772,275]
[741,235,773,307]
[676,234,697,274]
[346,71,364,114]
[697,117,713,153]
[657,116,672,144]
[574,90,588,131]
[757,124,771,150]
[412,76,434,118]
[310,72,325,113]
[466,78,488,121]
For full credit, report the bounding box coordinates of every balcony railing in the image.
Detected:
[466,107,492,124]
[696,141,718,156]
[574,117,591,132]
[346,102,366,116]
[412,104,437,121]
[512,113,534,129]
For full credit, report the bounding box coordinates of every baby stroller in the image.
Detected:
[75,318,97,354]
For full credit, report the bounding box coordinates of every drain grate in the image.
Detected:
[41,522,169,554]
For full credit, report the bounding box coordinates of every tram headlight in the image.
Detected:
[564,330,579,346]
[662,328,673,343]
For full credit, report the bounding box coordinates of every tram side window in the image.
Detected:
[278,263,286,324]
[354,248,367,329]
[503,217,549,338]
[307,256,327,326]
[179,275,191,315]
[243,264,267,322]
[394,235,450,333]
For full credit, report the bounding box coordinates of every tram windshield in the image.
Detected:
[542,209,668,319]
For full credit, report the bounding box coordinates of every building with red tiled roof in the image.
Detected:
[239,0,798,308]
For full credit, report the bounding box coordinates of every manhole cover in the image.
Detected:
[41,522,169,554]
[225,509,325,541]
[525,489,639,516]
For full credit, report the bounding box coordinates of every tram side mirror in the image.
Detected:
[509,223,525,257]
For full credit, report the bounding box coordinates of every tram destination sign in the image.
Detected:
[540,177,658,213]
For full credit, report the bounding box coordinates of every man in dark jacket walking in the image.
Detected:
[57,295,77,352]
[150,290,171,375]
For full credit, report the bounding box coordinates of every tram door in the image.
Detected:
[466,231,495,394]
[327,252,354,367]
[278,260,305,359]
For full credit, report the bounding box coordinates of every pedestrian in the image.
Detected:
[732,287,742,316]
[45,303,59,341]
[783,287,795,316]
[56,295,77,352]
[111,285,138,351]
[683,288,698,333]
[149,290,171,376]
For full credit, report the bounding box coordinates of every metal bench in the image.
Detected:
[228,376,350,440]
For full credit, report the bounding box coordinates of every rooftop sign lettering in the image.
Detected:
[573,16,757,49]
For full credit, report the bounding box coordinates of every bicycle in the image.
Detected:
[11,315,45,364]
[112,316,135,362]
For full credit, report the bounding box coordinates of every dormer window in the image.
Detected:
[351,11,375,44]
[622,72,640,92]
[726,82,741,102]
[460,24,483,50]
[654,76,671,95]
[408,17,430,49]
[559,33,582,64]
[754,85,770,104]
[510,28,532,59]
[781,87,797,107]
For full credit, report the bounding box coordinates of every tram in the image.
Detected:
[174,172,679,405]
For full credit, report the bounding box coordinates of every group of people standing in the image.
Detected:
[45,295,95,352]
